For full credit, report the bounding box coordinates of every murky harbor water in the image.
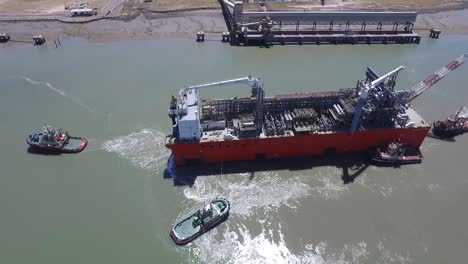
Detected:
[1,37,468,263]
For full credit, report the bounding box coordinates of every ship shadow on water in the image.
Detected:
[26,146,62,155]
[164,152,373,187]
[426,132,456,142]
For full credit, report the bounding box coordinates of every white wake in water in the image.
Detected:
[188,221,410,264]
[181,169,345,263]
[21,76,66,96]
[186,220,372,264]
[102,128,403,263]
[184,172,311,217]
[20,76,95,112]
[181,164,407,263]
[309,168,350,200]
[102,129,170,173]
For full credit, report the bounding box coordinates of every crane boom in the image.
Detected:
[182,76,262,102]
[371,66,405,87]
[186,76,260,91]
[406,53,468,102]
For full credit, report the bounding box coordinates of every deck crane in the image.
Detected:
[350,53,468,134]
[182,76,262,101]
[404,53,468,103]
[350,66,405,133]
[169,76,264,141]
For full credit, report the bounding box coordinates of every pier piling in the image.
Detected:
[0,32,10,43]
[298,34,303,45]
[221,32,230,42]
[33,35,46,45]
[429,29,441,39]
[196,31,205,42]
[218,1,421,46]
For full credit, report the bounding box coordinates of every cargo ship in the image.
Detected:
[166,54,467,166]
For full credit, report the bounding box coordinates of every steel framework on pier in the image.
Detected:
[240,11,417,29]
[218,1,419,45]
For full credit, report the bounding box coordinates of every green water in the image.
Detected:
[1,37,468,263]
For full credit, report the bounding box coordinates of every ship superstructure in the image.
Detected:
[166,54,467,166]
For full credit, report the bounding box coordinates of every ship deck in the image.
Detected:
[404,107,427,127]
[167,106,429,145]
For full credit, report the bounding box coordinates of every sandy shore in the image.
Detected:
[1,7,468,45]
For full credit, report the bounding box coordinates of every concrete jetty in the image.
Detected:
[218,0,421,46]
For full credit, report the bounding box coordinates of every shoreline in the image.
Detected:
[1,5,468,45]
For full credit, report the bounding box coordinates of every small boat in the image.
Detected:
[170,198,230,245]
[371,141,423,165]
[26,125,87,153]
[432,106,468,138]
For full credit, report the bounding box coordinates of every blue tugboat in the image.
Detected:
[170,198,230,245]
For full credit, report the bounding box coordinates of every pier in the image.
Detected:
[218,1,420,46]
[196,31,205,42]
[248,32,420,45]
[0,33,46,45]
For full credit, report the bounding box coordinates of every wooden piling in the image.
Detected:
[33,35,46,45]
[429,29,441,39]
[196,31,205,42]
[258,31,420,46]
[221,32,230,43]
[0,32,10,43]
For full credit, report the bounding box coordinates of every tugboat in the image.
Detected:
[26,125,87,153]
[432,106,468,138]
[371,141,423,165]
[170,198,230,245]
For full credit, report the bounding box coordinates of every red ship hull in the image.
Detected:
[166,126,430,166]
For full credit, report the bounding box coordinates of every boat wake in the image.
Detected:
[102,129,405,263]
[186,219,410,264]
[185,219,372,264]
[20,76,95,112]
[102,129,170,173]
[179,164,408,263]
[309,168,350,200]
[183,172,311,217]
[21,76,66,96]
[179,172,312,263]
